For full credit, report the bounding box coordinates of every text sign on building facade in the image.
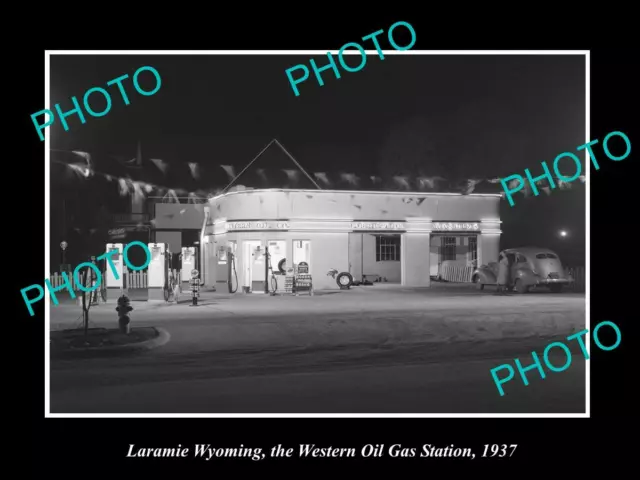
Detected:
[108,227,126,240]
[225,221,290,231]
[351,222,404,230]
[432,222,480,231]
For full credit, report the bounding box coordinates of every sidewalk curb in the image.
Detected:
[51,327,171,360]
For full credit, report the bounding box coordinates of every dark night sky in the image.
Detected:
[49,53,586,264]
[50,54,585,176]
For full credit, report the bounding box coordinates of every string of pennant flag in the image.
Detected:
[50,146,586,206]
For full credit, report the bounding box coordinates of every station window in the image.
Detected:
[376,235,401,262]
[468,236,478,263]
[267,240,287,273]
[440,236,457,261]
[293,240,311,270]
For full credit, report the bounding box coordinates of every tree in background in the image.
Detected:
[51,179,115,268]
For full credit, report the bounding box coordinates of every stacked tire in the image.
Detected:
[336,272,353,289]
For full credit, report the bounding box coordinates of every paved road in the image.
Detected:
[50,337,586,414]
[51,286,586,350]
[49,285,585,414]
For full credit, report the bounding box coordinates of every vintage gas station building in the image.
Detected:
[196,188,502,291]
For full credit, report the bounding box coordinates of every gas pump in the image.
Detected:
[163,250,173,302]
[264,247,278,295]
[227,247,238,293]
[181,246,197,282]
[147,243,169,301]
[104,243,123,301]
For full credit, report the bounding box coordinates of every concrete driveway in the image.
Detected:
[49,284,586,414]
[49,284,585,354]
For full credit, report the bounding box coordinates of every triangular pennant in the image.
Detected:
[393,176,410,190]
[313,172,330,186]
[162,189,180,203]
[72,151,92,169]
[150,158,169,174]
[117,178,130,196]
[283,169,300,182]
[188,162,200,180]
[220,165,235,181]
[340,173,359,186]
[256,168,267,182]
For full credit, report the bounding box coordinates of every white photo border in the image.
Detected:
[44,50,590,418]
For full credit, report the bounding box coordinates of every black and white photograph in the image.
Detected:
[42,50,590,416]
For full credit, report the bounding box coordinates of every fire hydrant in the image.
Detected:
[189,269,201,307]
[116,295,133,334]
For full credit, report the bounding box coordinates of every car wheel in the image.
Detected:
[336,272,353,289]
[473,276,484,290]
[550,284,563,293]
[515,279,529,294]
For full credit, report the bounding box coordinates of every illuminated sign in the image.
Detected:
[225,221,290,231]
[108,227,126,239]
[432,222,479,231]
[351,222,404,230]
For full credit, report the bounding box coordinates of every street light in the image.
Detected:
[559,230,568,238]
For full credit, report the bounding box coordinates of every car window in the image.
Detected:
[516,254,527,263]
[506,253,516,263]
[546,253,558,259]
[535,253,547,259]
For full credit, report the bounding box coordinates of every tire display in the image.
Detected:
[277,258,287,274]
[336,272,353,289]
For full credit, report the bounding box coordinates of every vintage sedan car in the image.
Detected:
[472,247,571,293]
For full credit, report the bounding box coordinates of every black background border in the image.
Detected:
[19,14,636,474]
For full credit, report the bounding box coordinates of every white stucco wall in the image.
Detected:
[402,234,431,287]
[198,189,501,290]
[207,189,499,222]
[361,233,401,282]
[207,232,349,290]
[479,234,501,266]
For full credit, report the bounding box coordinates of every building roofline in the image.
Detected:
[207,188,503,202]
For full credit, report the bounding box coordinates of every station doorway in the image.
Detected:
[348,232,402,284]
[242,240,265,293]
[429,234,478,277]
